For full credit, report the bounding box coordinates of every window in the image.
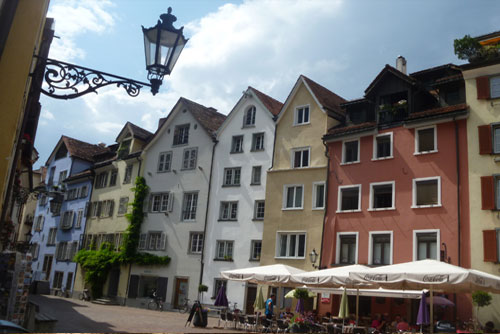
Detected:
[216,240,234,260]
[150,193,172,212]
[53,271,64,289]
[114,233,124,251]
[251,166,261,185]
[182,192,198,221]
[39,194,48,206]
[58,170,68,184]
[34,215,44,231]
[118,139,131,157]
[109,169,118,186]
[223,167,241,186]
[414,231,438,260]
[66,188,78,200]
[369,181,395,210]
[342,139,360,164]
[48,166,56,186]
[30,243,40,259]
[294,105,310,125]
[123,165,133,184]
[158,151,172,172]
[138,234,147,250]
[337,185,361,212]
[93,200,114,218]
[90,201,99,218]
[312,182,325,209]
[118,197,129,215]
[250,240,262,261]
[95,171,108,188]
[147,232,166,251]
[277,232,306,258]
[252,133,265,151]
[213,279,227,299]
[219,201,238,221]
[189,232,204,254]
[415,126,437,154]
[244,106,256,127]
[370,233,392,265]
[51,201,62,216]
[69,242,78,261]
[254,200,265,220]
[412,177,441,208]
[47,228,57,245]
[491,76,500,99]
[75,209,83,229]
[56,242,68,261]
[482,229,500,262]
[173,124,190,145]
[283,185,303,209]
[60,211,74,229]
[337,233,357,264]
[292,148,310,168]
[182,148,197,170]
[373,133,393,160]
[231,135,244,153]
[80,185,88,198]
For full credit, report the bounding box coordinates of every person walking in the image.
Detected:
[265,294,276,320]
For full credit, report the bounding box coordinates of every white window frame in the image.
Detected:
[182,147,198,170]
[337,185,362,213]
[219,201,238,221]
[150,193,172,213]
[243,106,256,127]
[215,240,234,260]
[47,228,57,245]
[250,240,262,261]
[223,167,241,186]
[413,229,440,261]
[123,165,133,184]
[368,231,393,265]
[372,132,393,161]
[231,135,244,153]
[291,147,310,169]
[275,231,307,259]
[341,138,360,164]
[75,209,83,229]
[254,200,265,220]
[282,184,304,210]
[312,181,326,210]
[335,232,359,264]
[251,166,262,185]
[157,151,172,173]
[173,123,190,146]
[294,105,310,126]
[60,211,74,229]
[118,196,130,215]
[369,181,395,211]
[182,192,198,221]
[189,232,204,254]
[412,176,442,208]
[490,76,500,99]
[252,132,265,151]
[414,125,438,155]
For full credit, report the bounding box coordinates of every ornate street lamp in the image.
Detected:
[143,7,188,95]
[38,8,187,99]
[309,248,319,269]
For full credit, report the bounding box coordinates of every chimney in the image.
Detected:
[98,142,106,148]
[396,56,407,74]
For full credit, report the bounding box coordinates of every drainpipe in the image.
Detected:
[199,138,218,292]
[320,139,330,270]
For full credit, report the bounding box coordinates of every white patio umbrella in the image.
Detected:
[348,259,500,334]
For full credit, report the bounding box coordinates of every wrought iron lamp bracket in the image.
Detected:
[34,56,151,99]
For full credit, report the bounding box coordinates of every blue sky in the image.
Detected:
[35,0,500,168]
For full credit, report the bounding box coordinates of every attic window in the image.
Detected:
[55,145,68,160]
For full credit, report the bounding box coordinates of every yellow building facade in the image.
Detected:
[260,76,344,309]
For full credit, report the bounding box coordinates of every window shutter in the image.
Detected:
[477,76,490,99]
[483,230,498,262]
[55,243,60,261]
[481,176,495,210]
[478,125,493,155]
[70,211,75,228]
[109,200,115,217]
[35,244,40,259]
[160,233,166,250]
[40,216,45,231]
[128,275,139,299]
[138,234,146,250]
[65,242,72,261]
[168,194,174,212]
[97,201,102,217]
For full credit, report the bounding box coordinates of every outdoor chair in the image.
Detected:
[276,319,288,333]
[226,312,236,329]
[219,311,227,328]
[246,315,257,332]
[260,317,273,333]
[237,314,247,330]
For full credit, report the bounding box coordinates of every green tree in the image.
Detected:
[454,35,482,61]
[472,290,492,329]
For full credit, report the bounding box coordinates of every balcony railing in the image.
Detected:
[378,105,408,124]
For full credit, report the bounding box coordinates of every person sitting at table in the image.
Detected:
[348,314,356,325]
[397,317,410,332]
[370,314,382,333]
[391,314,401,328]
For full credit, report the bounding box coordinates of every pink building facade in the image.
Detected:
[320,62,472,322]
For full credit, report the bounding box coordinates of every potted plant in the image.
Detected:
[288,314,312,333]
[472,290,492,330]
[198,284,208,302]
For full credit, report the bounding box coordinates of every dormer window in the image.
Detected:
[173,124,190,146]
[294,105,310,125]
[244,106,256,127]
[118,139,131,158]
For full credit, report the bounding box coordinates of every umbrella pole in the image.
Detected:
[356,288,359,326]
[430,286,434,334]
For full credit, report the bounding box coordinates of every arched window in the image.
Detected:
[244,106,256,126]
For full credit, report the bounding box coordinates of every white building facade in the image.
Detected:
[202,87,282,312]
[128,98,226,309]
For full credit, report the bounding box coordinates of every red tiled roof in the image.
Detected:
[64,169,92,182]
[127,122,153,141]
[249,86,283,116]
[407,103,468,120]
[302,75,346,115]
[365,65,417,95]
[61,136,109,162]
[179,97,227,135]
[326,122,377,137]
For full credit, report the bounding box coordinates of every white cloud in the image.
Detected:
[48,0,116,61]
[40,109,54,120]
[94,121,123,134]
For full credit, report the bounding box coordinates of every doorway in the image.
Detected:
[42,255,53,280]
[245,285,257,314]
[107,268,120,297]
[173,278,188,309]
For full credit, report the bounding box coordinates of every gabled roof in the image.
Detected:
[46,135,109,165]
[248,86,283,116]
[145,97,226,151]
[277,75,346,123]
[365,65,417,95]
[115,122,153,143]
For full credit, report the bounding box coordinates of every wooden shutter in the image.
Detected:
[108,200,115,217]
[159,233,166,250]
[477,76,490,99]
[128,275,139,298]
[156,277,168,302]
[483,230,498,262]
[167,193,174,212]
[478,125,493,154]
[481,176,495,210]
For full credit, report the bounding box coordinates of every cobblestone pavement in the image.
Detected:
[30,295,241,333]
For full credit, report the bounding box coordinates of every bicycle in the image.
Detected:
[57,286,69,298]
[148,297,164,311]
[178,298,191,314]
[78,288,91,301]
